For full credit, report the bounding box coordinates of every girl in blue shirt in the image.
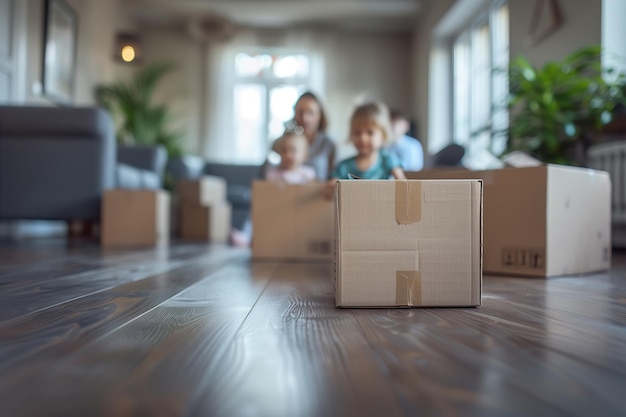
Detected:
[331,102,406,181]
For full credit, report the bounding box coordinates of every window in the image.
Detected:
[453,1,509,168]
[232,52,311,163]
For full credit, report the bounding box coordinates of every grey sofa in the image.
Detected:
[0,106,166,222]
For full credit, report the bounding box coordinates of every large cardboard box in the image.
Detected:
[180,203,231,243]
[178,176,227,206]
[335,180,483,308]
[407,165,611,277]
[101,189,170,247]
[252,181,334,261]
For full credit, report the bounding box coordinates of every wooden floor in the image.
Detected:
[0,240,625,417]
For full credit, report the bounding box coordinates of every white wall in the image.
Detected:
[320,30,413,160]
[508,0,601,67]
[21,0,135,105]
[140,28,205,154]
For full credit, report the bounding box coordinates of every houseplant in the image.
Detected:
[95,62,183,159]
[505,45,626,165]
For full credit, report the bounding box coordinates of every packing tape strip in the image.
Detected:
[395,270,422,306]
[395,181,422,224]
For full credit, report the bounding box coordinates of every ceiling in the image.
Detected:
[124,0,430,33]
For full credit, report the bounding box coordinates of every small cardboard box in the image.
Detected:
[335,180,483,308]
[101,189,170,247]
[180,203,231,243]
[252,181,334,261]
[178,176,227,206]
[407,165,611,277]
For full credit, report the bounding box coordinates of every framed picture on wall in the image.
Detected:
[42,0,78,104]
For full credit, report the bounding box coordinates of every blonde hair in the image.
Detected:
[350,102,393,143]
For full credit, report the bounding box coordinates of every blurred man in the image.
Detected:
[386,109,424,171]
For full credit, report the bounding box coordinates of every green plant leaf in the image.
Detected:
[94,61,184,160]
[506,44,626,165]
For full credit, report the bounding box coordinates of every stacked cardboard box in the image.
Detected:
[178,176,231,243]
[335,179,483,308]
[251,181,334,261]
[101,189,170,248]
[407,165,611,277]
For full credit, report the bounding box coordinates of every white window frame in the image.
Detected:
[452,0,509,168]
[232,49,312,163]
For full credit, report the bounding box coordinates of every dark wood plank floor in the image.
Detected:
[0,240,624,417]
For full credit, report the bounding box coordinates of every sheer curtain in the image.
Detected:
[202,29,325,164]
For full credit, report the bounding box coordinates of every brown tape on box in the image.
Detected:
[395,271,422,306]
[395,181,421,224]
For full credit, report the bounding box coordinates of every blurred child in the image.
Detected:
[330,102,406,183]
[230,130,316,247]
[266,131,317,184]
[387,109,424,172]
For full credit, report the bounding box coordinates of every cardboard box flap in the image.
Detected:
[337,180,481,252]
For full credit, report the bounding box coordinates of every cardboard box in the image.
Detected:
[407,165,611,277]
[335,180,483,308]
[101,189,170,247]
[178,176,227,206]
[252,181,334,261]
[180,203,231,243]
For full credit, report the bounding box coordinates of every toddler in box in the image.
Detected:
[265,128,317,184]
[231,128,317,247]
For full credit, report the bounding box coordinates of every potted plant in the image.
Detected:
[505,45,626,165]
[95,62,184,159]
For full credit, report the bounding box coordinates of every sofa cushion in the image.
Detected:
[140,171,161,189]
[116,163,162,190]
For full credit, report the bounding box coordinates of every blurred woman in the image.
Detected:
[292,92,336,181]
